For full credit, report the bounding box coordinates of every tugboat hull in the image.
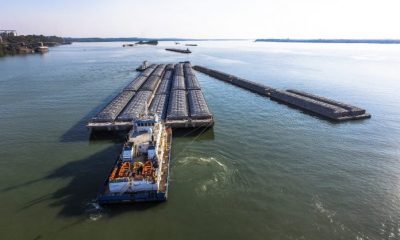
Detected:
[98,191,167,204]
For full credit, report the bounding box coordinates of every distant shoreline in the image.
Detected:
[0,34,70,57]
[255,39,400,44]
[65,37,246,42]
[66,38,400,44]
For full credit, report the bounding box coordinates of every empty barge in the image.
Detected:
[194,65,370,121]
[88,62,213,131]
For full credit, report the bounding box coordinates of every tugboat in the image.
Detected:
[35,42,49,53]
[98,113,172,204]
[136,60,149,72]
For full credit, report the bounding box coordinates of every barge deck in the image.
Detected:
[88,62,213,130]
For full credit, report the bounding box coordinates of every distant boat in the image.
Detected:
[175,42,180,45]
[123,43,135,47]
[17,43,34,54]
[136,40,158,46]
[136,61,149,71]
[185,44,198,46]
[35,42,49,53]
[18,46,34,54]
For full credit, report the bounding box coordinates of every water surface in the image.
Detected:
[0,41,399,240]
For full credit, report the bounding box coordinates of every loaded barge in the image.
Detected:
[194,65,370,121]
[98,114,172,203]
[87,62,213,130]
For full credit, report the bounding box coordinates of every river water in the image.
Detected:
[0,41,399,240]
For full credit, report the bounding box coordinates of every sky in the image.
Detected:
[1,0,400,39]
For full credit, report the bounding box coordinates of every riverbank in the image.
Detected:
[0,35,71,57]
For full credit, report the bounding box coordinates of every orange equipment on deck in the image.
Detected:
[118,162,131,177]
[109,167,118,181]
[142,161,153,176]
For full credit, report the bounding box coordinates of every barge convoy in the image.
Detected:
[90,62,213,204]
[90,61,370,205]
[98,114,172,203]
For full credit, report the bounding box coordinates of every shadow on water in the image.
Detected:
[59,105,102,143]
[1,178,44,193]
[15,144,162,218]
[89,130,129,143]
[59,89,125,143]
[10,121,214,220]
[40,128,213,217]
[172,126,215,140]
[12,146,118,216]
[41,145,129,217]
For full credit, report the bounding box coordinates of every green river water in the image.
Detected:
[0,41,399,240]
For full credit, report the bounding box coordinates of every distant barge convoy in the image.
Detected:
[123,40,159,47]
[193,66,370,121]
[165,48,192,54]
[88,62,213,131]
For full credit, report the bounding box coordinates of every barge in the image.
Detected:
[194,65,370,121]
[165,48,191,54]
[98,114,172,204]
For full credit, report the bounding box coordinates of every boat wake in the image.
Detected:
[85,201,104,221]
[177,156,228,171]
[312,195,348,234]
[312,195,336,224]
[176,155,229,195]
[176,153,254,196]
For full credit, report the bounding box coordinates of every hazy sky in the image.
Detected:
[1,0,399,38]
